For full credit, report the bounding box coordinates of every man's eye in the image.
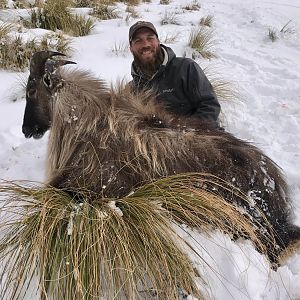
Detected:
[133,39,141,44]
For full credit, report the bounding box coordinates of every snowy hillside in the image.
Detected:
[0,0,299,299]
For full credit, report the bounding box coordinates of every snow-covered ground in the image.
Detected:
[0,0,299,299]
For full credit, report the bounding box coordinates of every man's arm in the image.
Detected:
[185,61,221,125]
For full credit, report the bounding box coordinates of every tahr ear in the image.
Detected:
[42,72,54,90]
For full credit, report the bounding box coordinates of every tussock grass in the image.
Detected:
[74,0,116,7]
[204,67,239,102]
[9,74,28,102]
[71,14,95,36]
[74,0,96,7]
[11,0,33,9]
[280,20,295,34]
[160,0,170,4]
[120,0,140,5]
[0,173,276,299]
[160,11,180,25]
[0,31,72,71]
[0,0,7,9]
[40,32,73,54]
[125,5,140,19]
[200,15,213,27]
[188,26,217,59]
[211,78,238,102]
[160,32,178,44]
[111,41,130,57]
[182,0,201,11]
[127,0,140,5]
[267,21,295,42]
[268,28,278,42]
[0,22,13,39]
[24,0,95,36]
[91,4,120,20]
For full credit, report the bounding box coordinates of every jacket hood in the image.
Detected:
[161,44,176,63]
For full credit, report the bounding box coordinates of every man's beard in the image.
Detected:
[133,46,164,77]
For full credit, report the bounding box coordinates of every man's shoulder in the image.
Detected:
[169,56,197,68]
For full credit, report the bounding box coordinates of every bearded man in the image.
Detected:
[129,21,221,128]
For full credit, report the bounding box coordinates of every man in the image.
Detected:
[129,21,221,128]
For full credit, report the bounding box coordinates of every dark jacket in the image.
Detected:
[131,44,221,126]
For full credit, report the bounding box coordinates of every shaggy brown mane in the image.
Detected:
[49,70,287,203]
[22,52,300,266]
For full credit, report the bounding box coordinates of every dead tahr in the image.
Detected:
[22,50,300,264]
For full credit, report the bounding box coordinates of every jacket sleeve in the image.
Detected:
[185,60,221,125]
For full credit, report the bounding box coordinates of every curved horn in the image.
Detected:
[53,60,77,67]
[44,59,77,74]
[29,51,66,78]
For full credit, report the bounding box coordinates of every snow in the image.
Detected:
[0,0,300,299]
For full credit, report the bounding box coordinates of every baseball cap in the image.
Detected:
[129,21,158,43]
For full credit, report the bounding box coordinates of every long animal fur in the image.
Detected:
[48,70,285,196]
[27,67,299,263]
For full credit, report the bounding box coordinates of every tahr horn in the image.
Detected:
[45,59,77,74]
[29,51,66,78]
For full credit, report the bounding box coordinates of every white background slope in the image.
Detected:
[0,0,299,299]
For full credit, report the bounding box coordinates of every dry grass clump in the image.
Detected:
[0,29,72,71]
[188,26,217,59]
[119,0,140,5]
[280,20,295,34]
[211,77,238,102]
[160,11,180,25]
[204,67,239,102]
[0,22,13,39]
[73,0,97,7]
[125,4,140,19]
[73,0,119,8]
[111,41,130,57]
[70,14,95,36]
[39,32,72,54]
[127,0,140,4]
[182,0,201,11]
[200,15,213,27]
[23,0,95,36]
[90,4,120,20]
[268,27,278,42]
[0,0,7,9]
[160,32,178,43]
[0,173,275,300]
[11,0,34,9]
[160,0,170,4]
[9,74,28,102]
[267,20,295,42]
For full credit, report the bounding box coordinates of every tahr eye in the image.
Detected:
[27,89,36,98]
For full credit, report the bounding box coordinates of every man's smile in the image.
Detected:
[140,49,154,55]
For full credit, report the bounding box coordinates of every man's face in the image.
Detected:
[130,28,160,66]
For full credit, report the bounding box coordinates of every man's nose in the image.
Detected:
[140,39,151,47]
